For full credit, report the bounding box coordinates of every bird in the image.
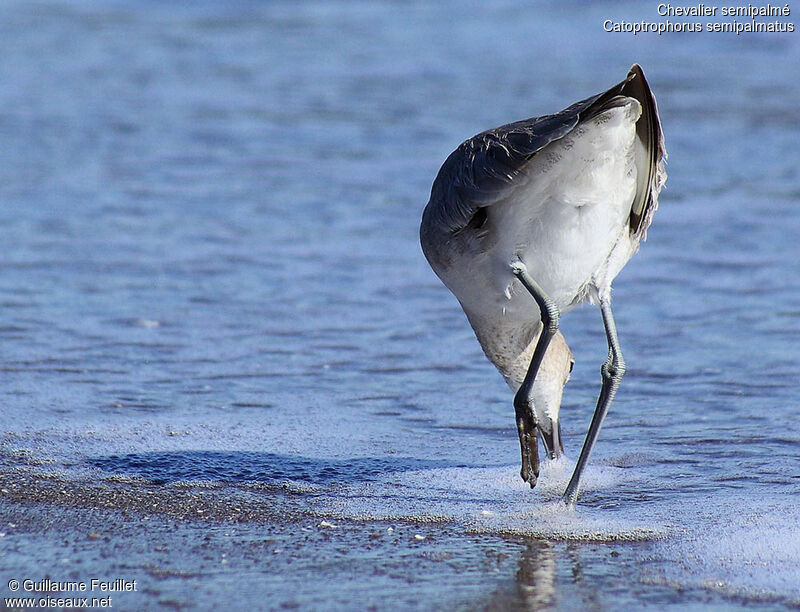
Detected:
[419,64,666,506]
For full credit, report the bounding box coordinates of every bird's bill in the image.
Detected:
[538,420,564,460]
[516,410,540,487]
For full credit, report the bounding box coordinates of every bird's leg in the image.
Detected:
[511,262,560,487]
[562,297,625,506]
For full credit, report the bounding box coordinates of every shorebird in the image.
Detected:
[420,65,666,505]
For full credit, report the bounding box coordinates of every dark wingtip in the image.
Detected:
[620,63,666,237]
[628,63,644,77]
[625,64,651,96]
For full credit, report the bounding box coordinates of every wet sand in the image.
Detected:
[1,467,317,525]
[0,495,679,610]
[0,469,547,610]
[1,461,780,611]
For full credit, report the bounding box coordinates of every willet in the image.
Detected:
[420,64,666,505]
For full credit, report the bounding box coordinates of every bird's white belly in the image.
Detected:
[490,102,640,317]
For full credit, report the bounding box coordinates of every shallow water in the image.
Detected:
[1,1,800,609]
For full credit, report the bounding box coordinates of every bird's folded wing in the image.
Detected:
[426,64,666,239]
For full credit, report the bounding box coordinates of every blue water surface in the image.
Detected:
[1,1,799,609]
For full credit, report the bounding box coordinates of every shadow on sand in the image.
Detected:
[89,450,468,485]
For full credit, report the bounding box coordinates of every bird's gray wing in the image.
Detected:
[423,64,666,238]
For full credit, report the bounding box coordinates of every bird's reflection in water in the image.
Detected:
[482,540,558,610]
[515,540,557,609]
[482,540,604,610]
